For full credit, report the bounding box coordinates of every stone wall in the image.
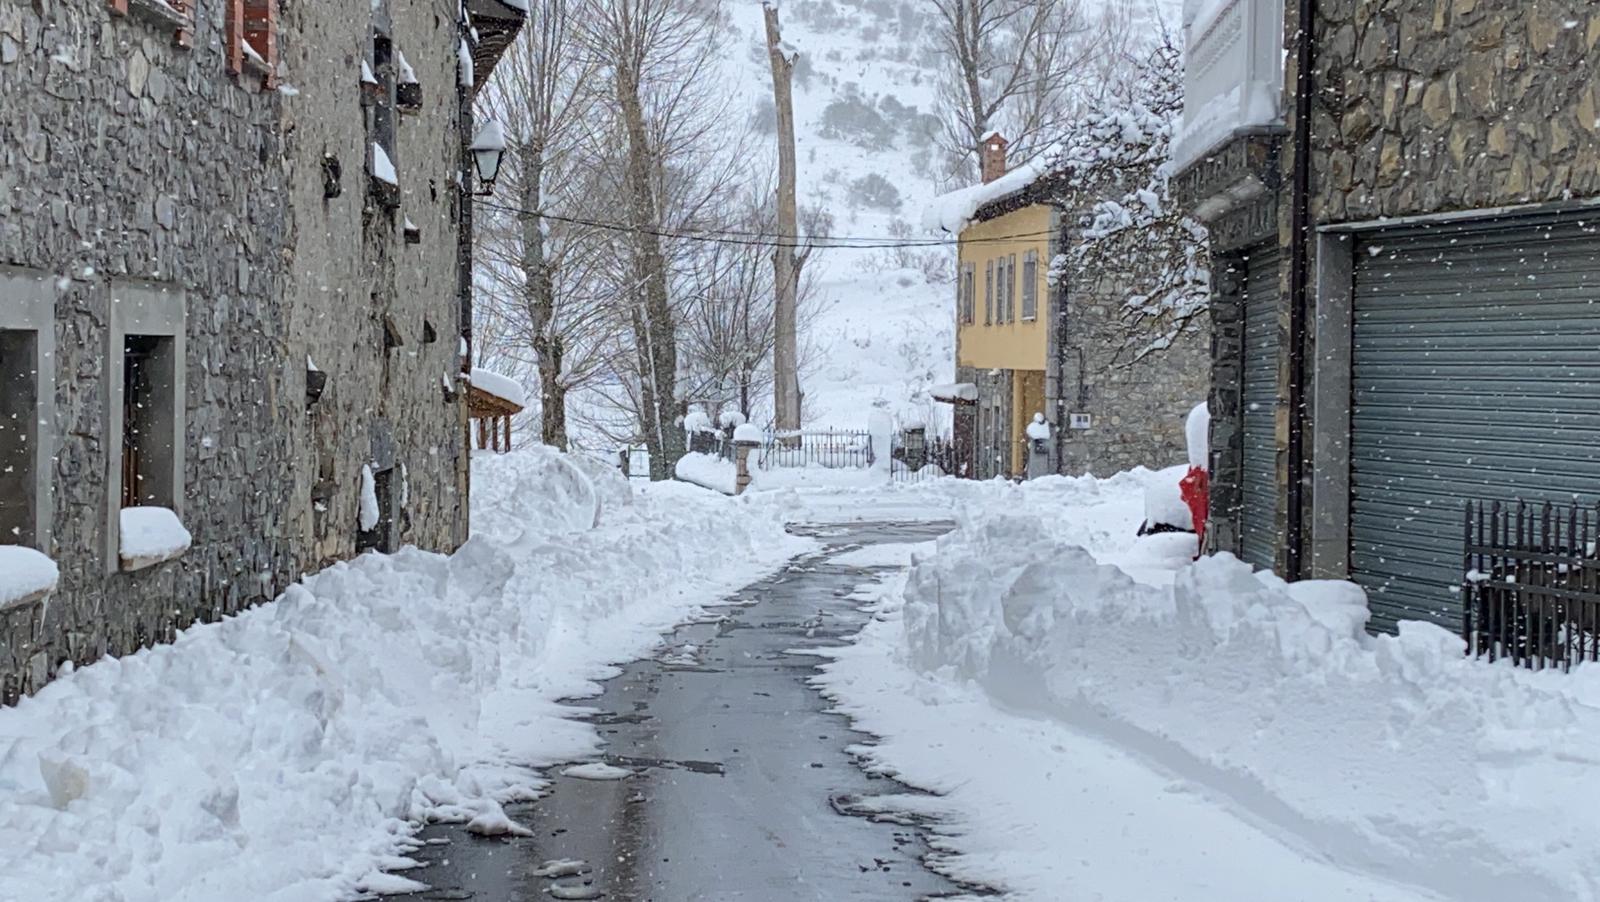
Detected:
[0,0,473,701]
[1059,273,1211,478]
[278,0,469,569]
[0,0,294,701]
[1306,0,1600,225]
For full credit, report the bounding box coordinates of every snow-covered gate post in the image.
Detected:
[733,424,762,496]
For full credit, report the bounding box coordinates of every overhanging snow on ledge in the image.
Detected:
[0,546,59,609]
[119,506,192,572]
[930,382,979,404]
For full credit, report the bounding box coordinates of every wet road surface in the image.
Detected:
[389,520,986,902]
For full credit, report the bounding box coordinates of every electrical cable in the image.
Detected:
[473,199,1060,250]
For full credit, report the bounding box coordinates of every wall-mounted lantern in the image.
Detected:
[469,120,506,196]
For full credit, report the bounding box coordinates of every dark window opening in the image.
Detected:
[122,334,178,510]
[0,330,38,546]
[422,320,437,343]
[356,466,396,553]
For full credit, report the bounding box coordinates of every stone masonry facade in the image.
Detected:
[1058,270,1210,478]
[0,0,508,701]
[1176,0,1600,576]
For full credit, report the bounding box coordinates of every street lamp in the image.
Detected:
[469,120,506,196]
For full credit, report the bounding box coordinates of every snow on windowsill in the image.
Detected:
[370,143,398,186]
[126,0,188,27]
[0,546,59,609]
[119,507,192,572]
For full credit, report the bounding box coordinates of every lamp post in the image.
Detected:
[469,120,506,196]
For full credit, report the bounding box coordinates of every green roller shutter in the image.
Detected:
[1351,211,1600,633]
[1240,245,1281,570]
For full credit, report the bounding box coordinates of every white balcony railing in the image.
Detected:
[1169,0,1285,172]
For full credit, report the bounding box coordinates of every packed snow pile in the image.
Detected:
[901,517,1600,902]
[469,445,620,544]
[674,452,736,495]
[0,450,806,902]
[118,506,192,566]
[0,546,58,606]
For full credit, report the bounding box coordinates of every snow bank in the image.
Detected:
[0,546,58,607]
[1141,464,1191,530]
[674,452,736,495]
[902,517,1600,902]
[468,366,526,408]
[0,449,806,902]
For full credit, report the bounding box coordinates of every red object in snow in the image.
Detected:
[1179,466,1209,556]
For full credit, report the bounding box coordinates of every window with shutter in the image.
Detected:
[1005,254,1017,323]
[1021,250,1038,320]
[226,0,279,88]
[984,260,994,326]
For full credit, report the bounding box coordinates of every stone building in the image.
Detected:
[1171,0,1600,631]
[929,128,1211,481]
[0,0,523,700]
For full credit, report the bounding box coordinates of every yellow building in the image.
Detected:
[932,134,1211,483]
[937,134,1062,479]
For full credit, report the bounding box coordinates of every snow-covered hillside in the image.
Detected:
[722,0,955,430]
[720,0,1183,433]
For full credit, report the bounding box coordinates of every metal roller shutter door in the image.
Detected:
[1351,212,1600,633]
[1240,246,1281,570]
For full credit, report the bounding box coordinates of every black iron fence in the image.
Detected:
[757,429,875,471]
[1462,498,1600,671]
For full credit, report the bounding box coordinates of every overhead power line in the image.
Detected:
[473,200,1059,251]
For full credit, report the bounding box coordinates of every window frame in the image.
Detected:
[959,263,975,324]
[0,271,57,555]
[105,283,187,574]
[1004,253,1018,323]
[1021,250,1039,321]
[984,260,994,326]
[225,0,279,89]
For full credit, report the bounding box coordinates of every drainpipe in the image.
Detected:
[1285,0,1316,579]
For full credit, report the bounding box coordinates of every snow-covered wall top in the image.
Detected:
[1168,0,1285,172]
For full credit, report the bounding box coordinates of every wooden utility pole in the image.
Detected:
[764,2,801,436]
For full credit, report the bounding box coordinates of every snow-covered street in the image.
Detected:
[8,454,1597,901]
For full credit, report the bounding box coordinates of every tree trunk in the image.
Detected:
[764,5,802,436]
[518,140,571,451]
[617,70,683,479]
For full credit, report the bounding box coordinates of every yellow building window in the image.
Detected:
[1022,250,1038,321]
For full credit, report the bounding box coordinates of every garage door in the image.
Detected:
[1240,245,1281,570]
[1351,211,1600,633]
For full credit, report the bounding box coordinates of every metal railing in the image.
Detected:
[757,429,875,471]
[1462,499,1600,671]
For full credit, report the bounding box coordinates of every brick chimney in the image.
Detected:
[980,132,1009,184]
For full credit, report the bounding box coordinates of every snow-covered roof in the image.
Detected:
[469,367,526,408]
[921,154,1054,234]
[930,382,979,403]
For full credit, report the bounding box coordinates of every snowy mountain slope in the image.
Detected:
[722,0,1185,433]
[723,0,955,430]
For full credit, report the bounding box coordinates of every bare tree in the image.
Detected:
[577,0,728,479]
[475,0,601,450]
[930,0,1128,183]
[763,2,802,436]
